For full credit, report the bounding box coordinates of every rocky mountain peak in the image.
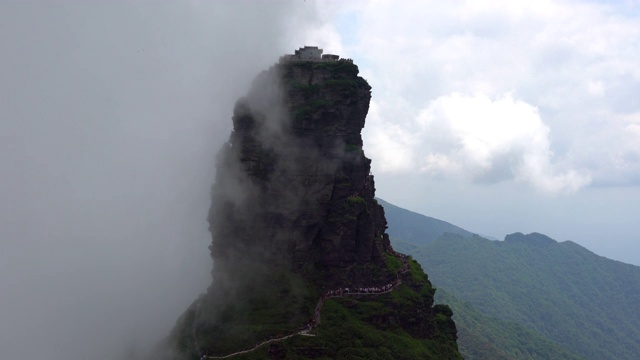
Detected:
[208,60,391,291]
[163,56,461,360]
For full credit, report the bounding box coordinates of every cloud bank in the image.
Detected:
[367,92,591,192]
[332,0,640,192]
[0,1,329,359]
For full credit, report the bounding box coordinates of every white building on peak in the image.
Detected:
[279,46,342,63]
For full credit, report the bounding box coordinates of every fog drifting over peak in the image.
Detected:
[0,2,330,359]
[2,1,640,359]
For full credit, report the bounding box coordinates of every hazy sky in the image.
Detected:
[313,0,640,266]
[1,1,638,359]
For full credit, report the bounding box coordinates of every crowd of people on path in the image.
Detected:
[202,251,411,359]
[392,250,409,260]
[324,283,394,297]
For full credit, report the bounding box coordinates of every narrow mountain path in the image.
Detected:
[202,252,410,359]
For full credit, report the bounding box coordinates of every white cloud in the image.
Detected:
[575,111,640,186]
[0,1,333,359]
[297,0,640,266]
[282,1,345,55]
[364,100,418,173]
[366,92,591,192]
[339,0,640,189]
[587,80,605,97]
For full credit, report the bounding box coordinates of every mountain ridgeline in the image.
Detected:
[376,199,473,244]
[383,201,640,360]
[163,58,461,359]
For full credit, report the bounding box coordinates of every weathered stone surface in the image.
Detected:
[208,60,392,290]
[163,59,461,360]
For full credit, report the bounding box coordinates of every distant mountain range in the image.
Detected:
[381,198,640,360]
[376,199,473,243]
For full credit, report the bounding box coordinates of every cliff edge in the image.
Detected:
[164,56,461,360]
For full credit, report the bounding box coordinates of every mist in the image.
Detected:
[0,2,328,359]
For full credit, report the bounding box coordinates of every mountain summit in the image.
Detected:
[162,50,461,359]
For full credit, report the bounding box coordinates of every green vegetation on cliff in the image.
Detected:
[173,257,460,360]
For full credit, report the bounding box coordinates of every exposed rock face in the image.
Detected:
[208,60,391,291]
[165,59,461,360]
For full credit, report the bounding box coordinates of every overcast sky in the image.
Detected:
[313,0,640,266]
[1,1,638,359]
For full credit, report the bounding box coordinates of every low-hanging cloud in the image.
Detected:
[367,92,591,193]
[0,1,330,360]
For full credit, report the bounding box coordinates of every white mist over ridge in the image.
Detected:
[0,2,335,359]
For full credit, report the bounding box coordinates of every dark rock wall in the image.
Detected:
[163,60,461,360]
[208,61,392,291]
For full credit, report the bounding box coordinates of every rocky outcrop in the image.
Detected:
[165,58,461,360]
[208,60,391,290]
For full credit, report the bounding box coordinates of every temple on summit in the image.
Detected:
[279,45,341,62]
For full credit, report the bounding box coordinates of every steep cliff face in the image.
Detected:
[210,60,389,287]
[166,59,461,360]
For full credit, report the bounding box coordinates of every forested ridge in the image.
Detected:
[384,199,640,360]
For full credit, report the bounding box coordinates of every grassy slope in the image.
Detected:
[406,234,640,360]
[382,199,640,359]
[203,259,462,360]
[395,240,585,360]
[377,198,472,245]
